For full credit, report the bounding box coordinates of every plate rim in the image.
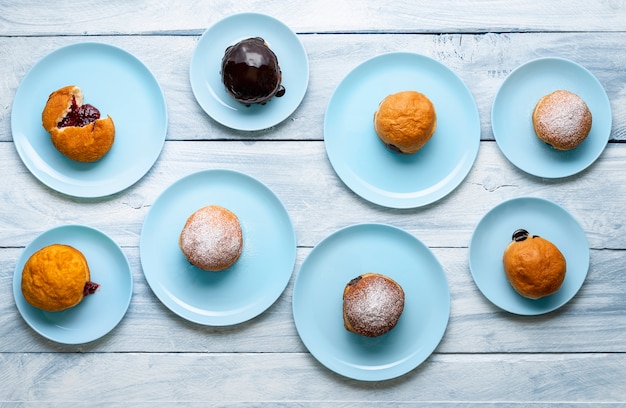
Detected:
[12,224,133,344]
[323,51,481,209]
[491,56,612,179]
[11,41,168,198]
[139,168,297,326]
[292,222,451,381]
[468,196,590,315]
[189,12,309,131]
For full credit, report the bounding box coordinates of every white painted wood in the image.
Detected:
[2,246,626,355]
[1,0,625,35]
[2,0,626,404]
[0,141,623,249]
[1,33,625,144]
[1,353,625,404]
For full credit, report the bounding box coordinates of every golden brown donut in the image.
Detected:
[179,205,243,272]
[21,244,100,312]
[42,85,115,162]
[373,90,437,154]
[502,229,566,299]
[342,273,405,337]
[532,90,592,151]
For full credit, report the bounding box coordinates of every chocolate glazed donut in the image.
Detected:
[221,37,285,106]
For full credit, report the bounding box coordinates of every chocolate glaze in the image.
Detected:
[511,229,541,242]
[385,142,406,154]
[221,37,285,106]
[512,229,529,242]
[348,275,363,286]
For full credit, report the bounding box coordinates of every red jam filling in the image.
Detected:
[57,95,101,128]
[83,281,100,296]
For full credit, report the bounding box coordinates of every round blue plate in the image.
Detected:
[492,57,611,178]
[11,42,168,197]
[140,169,296,326]
[190,13,309,131]
[292,223,450,381]
[469,197,589,315]
[13,225,133,344]
[324,52,480,209]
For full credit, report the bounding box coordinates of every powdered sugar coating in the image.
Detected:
[343,273,405,337]
[532,90,592,151]
[179,205,243,271]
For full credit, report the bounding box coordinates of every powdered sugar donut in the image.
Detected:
[532,90,592,151]
[342,273,405,337]
[179,205,243,271]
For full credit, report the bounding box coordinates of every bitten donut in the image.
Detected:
[532,90,592,151]
[21,244,100,312]
[342,273,405,337]
[179,205,243,271]
[373,90,437,154]
[42,85,115,162]
[502,229,566,299]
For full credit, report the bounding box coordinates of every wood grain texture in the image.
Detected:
[2,1,626,404]
[2,246,626,355]
[0,141,623,250]
[1,352,625,404]
[1,33,625,144]
[1,0,625,35]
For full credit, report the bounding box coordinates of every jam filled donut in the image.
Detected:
[502,229,566,299]
[221,37,285,106]
[532,90,592,151]
[179,205,243,272]
[42,85,115,162]
[342,273,405,337]
[373,90,437,154]
[21,244,100,312]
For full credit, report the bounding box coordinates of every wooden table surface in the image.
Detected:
[2,1,626,405]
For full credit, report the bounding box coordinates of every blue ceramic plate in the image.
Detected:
[469,197,589,315]
[492,57,611,178]
[11,42,167,197]
[140,169,296,326]
[13,225,133,344]
[324,52,480,208]
[292,223,450,381]
[190,13,309,131]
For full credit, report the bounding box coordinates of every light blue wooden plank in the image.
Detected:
[0,0,625,35]
[1,33,625,144]
[0,352,625,403]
